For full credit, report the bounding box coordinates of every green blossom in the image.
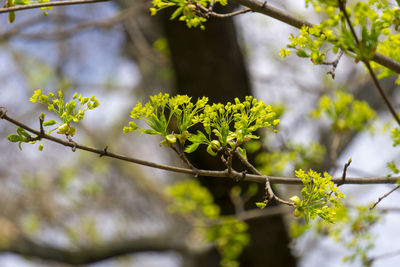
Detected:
[311,91,376,132]
[291,169,345,223]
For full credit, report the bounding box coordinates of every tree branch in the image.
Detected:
[0,4,149,41]
[0,109,399,185]
[370,185,400,210]
[0,0,111,14]
[3,235,187,265]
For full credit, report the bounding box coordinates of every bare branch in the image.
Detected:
[1,110,400,185]
[370,185,400,210]
[322,50,344,79]
[0,0,111,14]
[234,150,295,207]
[368,249,400,264]
[337,158,352,186]
[196,4,252,18]
[364,61,400,126]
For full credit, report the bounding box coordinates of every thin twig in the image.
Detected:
[322,50,344,79]
[1,5,147,41]
[0,0,111,14]
[370,185,400,210]
[197,4,252,18]
[368,249,400,263]
[208,0,216,13]
[338,158,352,186]
[170,145,198,174]
[234,150,295,207]
[0,106,7,118]
[1,112,400,185]
[364,61,400,126]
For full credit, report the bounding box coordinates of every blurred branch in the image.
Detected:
[368,249,400,265]
[1,109,400,185]
[4,235,187,265]
[237,206,292,221]
[231,0,400,74]
[0,0,111,14]
[0,4,149,41]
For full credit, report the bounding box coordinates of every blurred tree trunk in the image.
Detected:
[116,1,296,266]
[161,7,296,267]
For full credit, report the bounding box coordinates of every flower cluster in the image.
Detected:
[290,169,345,223]
[187,96,279,156]
[8,90,100,151]
[124,93,208,146]
[311,91,376,132]
[125,94,279,156]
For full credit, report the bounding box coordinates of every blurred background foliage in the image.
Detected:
[1,0,400,267]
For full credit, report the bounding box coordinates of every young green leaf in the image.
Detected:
[43,120,57,126]
[256,202,266,209]
[17,127,31,138]
[8,134,21,142]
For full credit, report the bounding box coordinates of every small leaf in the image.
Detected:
[38,144,44,151]
[184,142,201,153]
[17,127,31,138]
[43,120,57,126]
[8,134,21,142]
[296,49,309,58]
[170,7,183,20]
[256,202,266,209]
[237,147,247,159]
[142,129,160,135]
[206,144,218,156]
[40,112,46,121]
[8,11,15,23]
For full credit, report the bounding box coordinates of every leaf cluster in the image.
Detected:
[7,126,38,150]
